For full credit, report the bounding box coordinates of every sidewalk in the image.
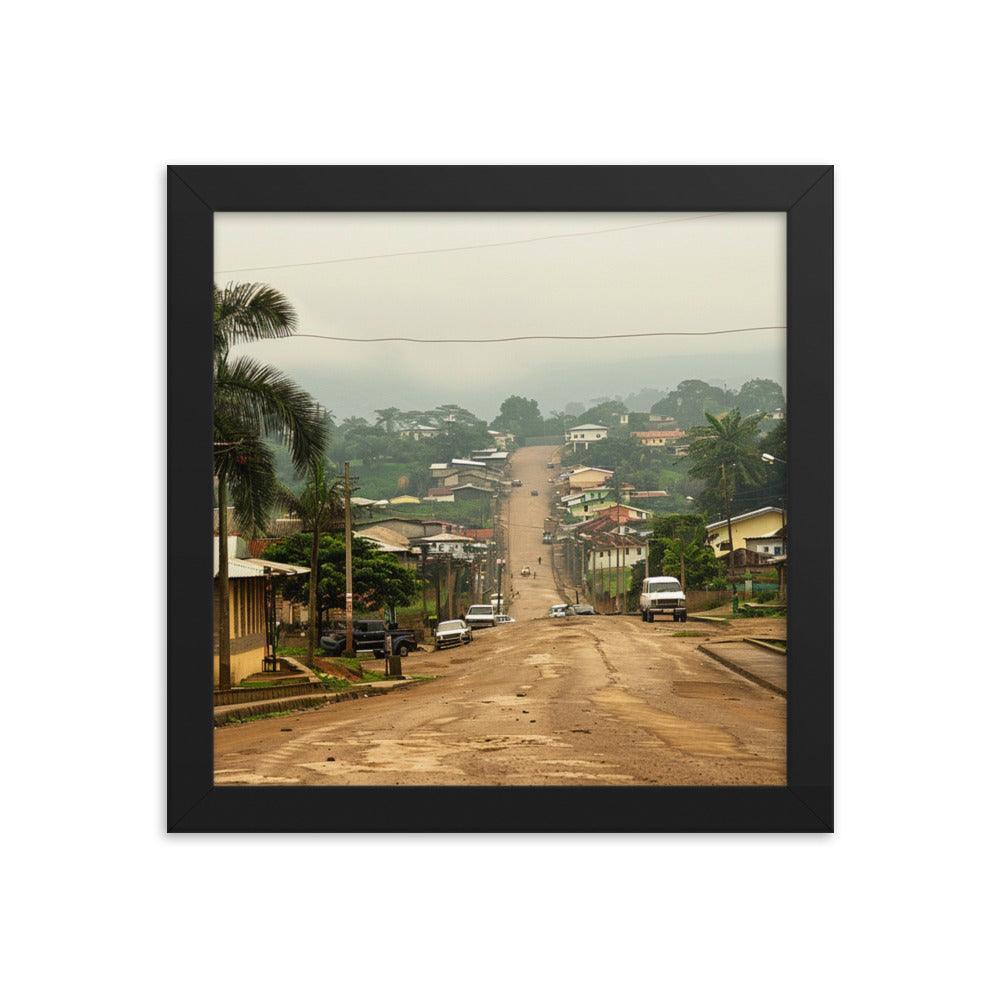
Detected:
[698,640,787,696]
[213,677,424,725]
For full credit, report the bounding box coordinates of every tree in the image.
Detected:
[274,464,343,668]
[735,378,785,417]
[374,407,403,434]
[491,395,544,439]
[687,409,766,580]
[213,282,326,689]
[651,380,734,428]
[263,534,418,622]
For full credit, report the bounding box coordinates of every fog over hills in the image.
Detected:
[216,210,786,423]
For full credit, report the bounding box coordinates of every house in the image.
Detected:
[400,424,440,440]
[630,429,687,448]
[561,488,615,519]
[389,494,422,505]
[213,536,309,687]
[564,423,608,451]
[594,503,652,524]
[648,414,678,427]
[429,462,452,480]
[363,517,433,541]
[567,466,614,490]
[354,525,420,569]
[745,525,787,558]
[462,527,494,543]
[415,532,478,560]
[488,429,514,449]
[706,507,786,557]
[626,489,668,502]
[452,483,493,499]
[586,536,648,573]
[422,486,455,502]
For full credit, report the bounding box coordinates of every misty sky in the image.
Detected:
[214,212,786,421]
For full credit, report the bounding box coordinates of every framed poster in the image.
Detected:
[168,166,832,832]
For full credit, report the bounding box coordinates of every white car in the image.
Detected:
[435,619,472,649]
[639,576,688,622]
[463,604,498,628]
[548,604,569,618]
[495,614,516,624]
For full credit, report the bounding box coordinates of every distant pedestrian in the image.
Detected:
[537,556,542,565]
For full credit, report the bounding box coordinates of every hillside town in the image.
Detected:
[212,282,788,786]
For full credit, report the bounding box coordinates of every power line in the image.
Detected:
[292,325,785,346]
[213,213,730,274]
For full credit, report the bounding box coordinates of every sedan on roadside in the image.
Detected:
[570,603,596,615]
[434,619,473,649]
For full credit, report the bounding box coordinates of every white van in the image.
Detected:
[639,576,687,622]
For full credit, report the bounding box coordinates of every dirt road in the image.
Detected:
[215,446,786,786]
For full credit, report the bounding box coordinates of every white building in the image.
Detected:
[400,424,440,440]
[588,539,648,572]
[565,423,609,451]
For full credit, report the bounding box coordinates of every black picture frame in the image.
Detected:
[168,165,833,833]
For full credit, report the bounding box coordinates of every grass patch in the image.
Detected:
[670,630,710,638]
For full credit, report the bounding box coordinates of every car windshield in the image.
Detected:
[467,606,493,615]
[438,620,464,630]
[648,581,682,593]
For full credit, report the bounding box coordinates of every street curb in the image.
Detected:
[697,643,786,697]
[687,614,731,626]
[213,677,432,726]
[744,637,787,656]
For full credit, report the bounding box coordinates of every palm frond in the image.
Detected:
[213,282,297,356]
[215,356,327,474]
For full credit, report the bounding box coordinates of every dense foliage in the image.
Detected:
[262,533,419,618]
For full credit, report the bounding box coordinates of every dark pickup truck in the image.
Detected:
[320,619,419,657]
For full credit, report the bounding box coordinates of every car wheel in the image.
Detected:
[397,644,409,657]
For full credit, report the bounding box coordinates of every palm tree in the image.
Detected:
[687,409,765,581]
[213,282,326,689]
[274,463,343,668]
[374,407,402,435]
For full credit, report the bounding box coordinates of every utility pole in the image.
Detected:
[722,462,735,584]
[343,461,354,656]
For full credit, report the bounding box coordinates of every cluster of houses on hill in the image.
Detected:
[563,416,688,455]
[550,460,788,595]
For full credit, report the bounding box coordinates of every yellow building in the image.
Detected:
[705,507,786,557]
[567,467,614,490]
[213,536,309,687]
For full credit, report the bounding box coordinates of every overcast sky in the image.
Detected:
[214,211,785,421]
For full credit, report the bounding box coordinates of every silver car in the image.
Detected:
[435,619,472,649]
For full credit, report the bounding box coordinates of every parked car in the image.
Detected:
[520,565,532,577]
[548,604,569,618]
[542,531,553,544]
[463,604,498,628]
[511,479,523,487]
[530,489,539,496]
[434,619,472,649]
[495,614,516,624]
[638,576,688,622]
[320,619,419,656]
[570,603,596,615]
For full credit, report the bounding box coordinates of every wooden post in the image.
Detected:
[216,474,231,691]
[343,461,354,656]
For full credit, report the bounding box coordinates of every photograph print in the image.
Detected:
[211,209,789,787]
